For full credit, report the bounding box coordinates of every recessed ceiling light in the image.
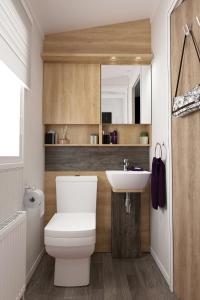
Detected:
[110,56,117,61]
[135,56,142,61]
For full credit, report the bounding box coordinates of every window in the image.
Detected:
[0,60,23,167]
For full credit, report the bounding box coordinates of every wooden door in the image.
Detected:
[43,63,100,124]
[171,0,200,299]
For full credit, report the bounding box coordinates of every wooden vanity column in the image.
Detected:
[111,192,141,258]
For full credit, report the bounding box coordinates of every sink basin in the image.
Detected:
[106,170,151,191]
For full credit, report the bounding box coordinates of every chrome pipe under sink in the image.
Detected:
[125,192,131,214]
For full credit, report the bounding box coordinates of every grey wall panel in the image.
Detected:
[45,146,149,171]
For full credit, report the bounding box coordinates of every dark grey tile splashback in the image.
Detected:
[45,146,149,171]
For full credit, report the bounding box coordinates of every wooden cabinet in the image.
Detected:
[43,63,100,124]
[43,62,152,146]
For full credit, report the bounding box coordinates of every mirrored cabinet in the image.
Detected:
[43,63,152,147]
[101,65,151,124]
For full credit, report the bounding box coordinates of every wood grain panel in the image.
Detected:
[45,146,149,171]
[140,186,150,252]
[171,0,200,299]
[43,63,71,124]
[42,54,153,65]
[45,171,150,253]
[112,192,141,258]
[43,19,152,64]
[69,64,100,124]
[43,63,100,124]
[26,253,178,299]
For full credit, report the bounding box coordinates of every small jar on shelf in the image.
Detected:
[90,134,99,145]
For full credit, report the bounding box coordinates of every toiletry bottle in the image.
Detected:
[103,131,110,144]
[111,130,118,144]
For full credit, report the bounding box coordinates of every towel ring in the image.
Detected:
[154,143,162,159]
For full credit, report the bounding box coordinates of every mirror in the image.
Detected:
[101,65,151,124]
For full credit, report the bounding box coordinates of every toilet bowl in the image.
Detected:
[44,176,97,287]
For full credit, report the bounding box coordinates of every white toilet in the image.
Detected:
[44,176,98,287]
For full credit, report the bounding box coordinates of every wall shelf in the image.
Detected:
[45,124,152,147]
[45,144,151,147]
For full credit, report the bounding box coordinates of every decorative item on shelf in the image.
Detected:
[90,134,99,145]
[140,131,149,145]
[58,126,70,144]
[102,112,112,124]
[110,129,118,144]
[45,130,57,144]
[102,131,110,144]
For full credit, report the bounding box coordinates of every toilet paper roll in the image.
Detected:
[24,189,45,217]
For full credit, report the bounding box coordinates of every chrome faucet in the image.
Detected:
[123,158,129,171]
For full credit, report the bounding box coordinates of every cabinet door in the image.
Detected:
[69,64,100,124]
[43,63,71,124]
[43,63,100,124]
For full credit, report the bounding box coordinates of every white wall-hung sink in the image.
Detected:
[106,170,151,192]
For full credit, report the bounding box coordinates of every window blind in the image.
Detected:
[0,0,32,88]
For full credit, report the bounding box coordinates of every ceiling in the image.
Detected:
[27,0,160,34]
[102,66,140,86]
[102,66,139,79]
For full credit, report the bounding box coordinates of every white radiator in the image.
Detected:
[0,211,26,300]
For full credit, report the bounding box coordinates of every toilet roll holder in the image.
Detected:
[24,185,38,205]
[25,185,36,192]
[24,185,37,203]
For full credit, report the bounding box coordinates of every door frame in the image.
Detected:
[166,0,182,292]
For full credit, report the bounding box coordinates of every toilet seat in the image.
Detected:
[45,212,96,248]
[45,212,96,238]
[45,235,95,248]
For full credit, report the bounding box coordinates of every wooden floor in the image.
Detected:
[25,253,177,300]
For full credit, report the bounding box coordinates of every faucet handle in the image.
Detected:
[123,158,129,171]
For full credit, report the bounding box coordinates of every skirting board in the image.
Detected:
[26,248,45,285]
[150,247,170,286]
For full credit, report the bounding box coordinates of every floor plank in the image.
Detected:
[25,253,177,300]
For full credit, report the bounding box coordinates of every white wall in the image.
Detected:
[151,0,175,289]
[140,66,152,124]
[102,97,124,123]
[24,21,44,279]
[0,168,23,222]
[0,15,44,280]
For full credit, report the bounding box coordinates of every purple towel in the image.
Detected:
[151,157,166,209]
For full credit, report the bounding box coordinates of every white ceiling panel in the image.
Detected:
[27,0,160,34]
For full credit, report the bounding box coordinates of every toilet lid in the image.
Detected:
[45,213,96,238]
